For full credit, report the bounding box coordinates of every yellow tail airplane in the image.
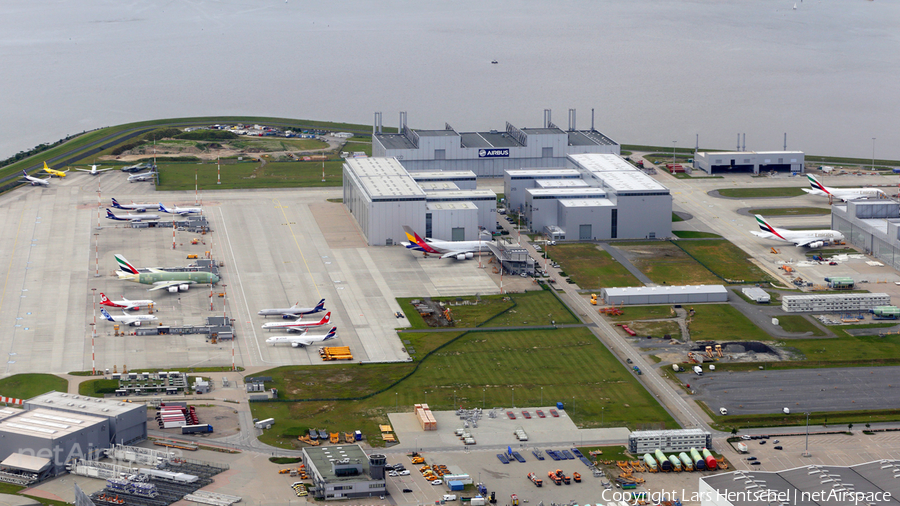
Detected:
[42,162,68,177]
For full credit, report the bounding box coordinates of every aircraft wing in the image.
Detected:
[439,250,468,259]
[148,280,193,292]
[791,236,824,248]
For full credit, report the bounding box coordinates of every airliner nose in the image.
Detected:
[212,274,220,284]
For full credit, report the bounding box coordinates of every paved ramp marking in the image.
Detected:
[273,198,321,299]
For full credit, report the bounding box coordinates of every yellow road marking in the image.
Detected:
[274,198,321,298]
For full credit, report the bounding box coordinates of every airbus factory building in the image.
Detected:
[372,110,620,177]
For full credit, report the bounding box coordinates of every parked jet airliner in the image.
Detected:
[751,215,843,249]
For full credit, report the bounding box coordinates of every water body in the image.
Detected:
[1,0,898,161]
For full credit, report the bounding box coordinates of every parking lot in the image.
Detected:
[0,176,504,374]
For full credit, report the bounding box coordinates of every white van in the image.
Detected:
[443,495,458,502]
[719,407,728,415]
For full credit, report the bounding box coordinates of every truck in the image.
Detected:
[555,469,570,484]
[547,471,562,485]
[527,472,543,487]
[254,418,275,429]
[632,366,642,375]
[181,424,213,434]
[572,472,581,482]
[693,366,703,376]
[470,497,486,506]
[737,443,748,453]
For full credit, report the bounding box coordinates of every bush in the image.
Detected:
[144,128,182,141]
[111,141,142,155]
[175,130,239,141]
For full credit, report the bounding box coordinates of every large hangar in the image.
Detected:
[832,200,900,271]
[0,407,109,476]
[510,154,673,241]
[693,150,804,174]
[602,285,728,305]
[372,110,619,177]
[25,392,147,445]
[343,158,495,245]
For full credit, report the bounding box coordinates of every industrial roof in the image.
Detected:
[604,285,727,296]
[596,171,669,193]
[521,127,565,135]
[1,453,52,472]
[569,153,636,172]
[425,189,496,200]
[526,187,608,197]
[304,445,372,481]
[570,130,617,146]
[26,391,145,418]
[415,130,459,137]
[783,293,890,301]
[475,132,522,148]
[0,407,107,440]
[0,408,21,421]
[459,133,491,148]
[345,158,425,200]
[698,150,805,157]
[507,168,580,177]
[374,133,416,150]
[426,201,478,211]
[701,461,900,506]
[418,182,460,192]
[408,171,477,180]
[536,180,590,189]
[558,198,615,207]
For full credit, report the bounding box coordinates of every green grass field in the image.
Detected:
[673,231,722,239]
[748,207,831,216]
[672,213,684,222]
[688,304,772,342]
[155,159,343,191]
[79,379,121,397]
[716,187,806,198]
[777,315,825,335]
[630,320,681,339]
[250,326,677,448]
[545,244,641,289]
[0,374,67,399]
[615,242,721,285]
[676,240,775,283]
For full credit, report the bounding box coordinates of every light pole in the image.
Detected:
[396,392,398,411]
[804,412,811,457]
[601,407,604,427]
[454,390,457,408]
[872,137,876,171]
[540,387,543,406]
[482,388,485,409]
[512,388,515,408]
[672,141,677,169]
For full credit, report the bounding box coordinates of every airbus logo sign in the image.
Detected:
[478,148,510,158]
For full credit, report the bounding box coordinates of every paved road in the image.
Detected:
[598,242,654,286]
[397,323,593,333]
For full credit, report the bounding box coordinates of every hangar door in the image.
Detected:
[452,227,465,241]
[579,224,592,241]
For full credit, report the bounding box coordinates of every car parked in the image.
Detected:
[398,470,410,476]
[774,446,783,450]
[432,480,443,486]
[760,440,767,445]
[751,461,761,466]
[741,435,751,440]
[403,489,413,493]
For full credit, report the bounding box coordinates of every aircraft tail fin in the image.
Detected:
[314,299,326,311]
[324,327,337,340]
[754,214,787,240]
[402,225,439,253]
[106,209,117,220]
[807,174,829,194]
[99,293,111,305]
[100,308,114,321]
[111,198,122,209]
[158,203,169,213]
[318,312,331,326]
[115,254,140,275]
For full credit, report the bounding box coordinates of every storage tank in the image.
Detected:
[643,454,658,471]
[654,449,672,471]
[690,448,706,470]
[678,452,694,471]
[702,448,717,470]
[668,455,682,472]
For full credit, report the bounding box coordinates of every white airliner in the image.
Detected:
[266,326,337,347]
[121,162,155,173]
[100,292,155,311]
[100,308,158,326]
[111,198,157,213]
[128,171,157,182]
[261,312,331,332]
[802,174,886,201]
[159,203,202,215]
[401,226,494,260]
[75,164,116,176]
[258,299,326,318]
[106,209,160,222]
[751,214,844,249]
[21,170,50,186]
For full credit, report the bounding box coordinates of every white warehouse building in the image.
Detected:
[372,110,619,177]
[602,285,729,305]
[628,429,712,454]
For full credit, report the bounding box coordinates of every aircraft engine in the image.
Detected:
[283,314,295,320]
[291,342,301,348]
[168,286,179,293]
[179,284,190,292]
[809,241,824,249]
[465,252,474,260]
[456,253,467,260]
[133,321,142,326]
